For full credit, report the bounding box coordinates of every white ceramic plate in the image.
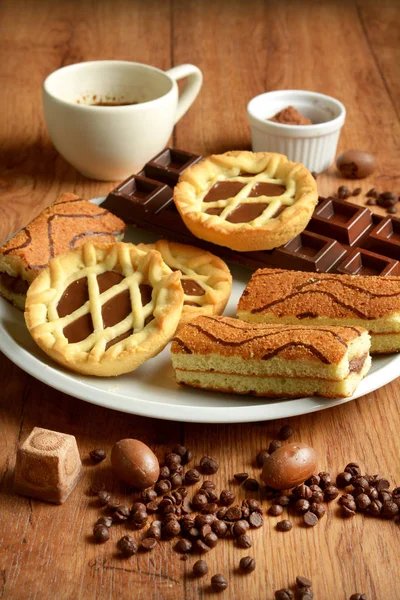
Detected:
[1,198,399,423]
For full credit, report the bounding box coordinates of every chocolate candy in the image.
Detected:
[111,439,160,489]
[261,443,317,490]
[102,148,400,276]
[336,150,376,179]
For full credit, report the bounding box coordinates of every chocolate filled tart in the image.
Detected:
[171,316,371,398]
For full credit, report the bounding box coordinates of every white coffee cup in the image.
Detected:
[43,60,203,181]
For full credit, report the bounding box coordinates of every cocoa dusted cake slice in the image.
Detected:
[0,193,125,309]
[171,316,371,399]
[237,268,400,354]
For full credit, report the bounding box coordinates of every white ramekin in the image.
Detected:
[247,90,346,173]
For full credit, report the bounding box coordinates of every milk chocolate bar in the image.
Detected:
[14,427,82,504]
[171,316,371,398]
[102,148,400,276]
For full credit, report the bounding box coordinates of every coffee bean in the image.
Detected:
[245,498,262,512]
[159,466,170,479]
[249,512,264,528]
[339,494,357,511]
[141,488,157,503]
[342,505,356,518]
[191,492,208,511]
[268,440,282,454]
[188,526,200,539]
[194,539,211,554]
[225,506,243,521]
[98,490,111,506]
[366,188,378,198]
[305,474,320,487]
[193,559,208,577]
[377,191,398,207]
[201,502,218,515]
[155,479,171,495]
[204,489,219,503]
[131,502,147,514]
[295,499,310,514]
[345,462,361,477]
[216,507,228,520]
[171,444,187,458]
[387,205,398,213]
[239,556,255,573]
[367,499,383,517]
[297,591,313,600]
[352,188,361,196]
[293,484,312,500]
[212,520,228,538]
[310,503,326,519]
[277,519,292,532]
[310,489,324,504]
[140,537,157,551]
[89,449,106,464]
[170,473,183,489]
[350,595,367,600]
[117,535,137,557]
[296,576,312,588]
[200,524,212,538]
[234,472,248,483]
[233,520,250,537]
[243,478,259,491]
[256,450,270,467]
[175,538,192,553]
[273,495,291,506]
[324,485,339,501]
[355,493,371,511]
[185,469,201,484]
[164,519,181,538]
[93,524,109,543]
[303,512,318,527]
[318,472,331,489]
[146,524,161,540]
[132,510,148,528]
[336,472,353,488]
[146,501,158,513]
[112,505,130,522]
[237,534,252,548]
[200,456,219,475]
[275,590,294,600]
[195,514,215,527]
[379,490,392,503]
[366,198,377,205]
[351,475,369,489]
[165,452,182,468]
[241,506,250,519]
[376,478,390,491]
[382,501,399,519]
[204,532,218,548]
[219,489,236,506]
[211,574,228,592]
[279,424,294,440]
[269,504,284,516]
[182,449,193,465]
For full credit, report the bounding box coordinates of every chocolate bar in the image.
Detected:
[102,148,400,276]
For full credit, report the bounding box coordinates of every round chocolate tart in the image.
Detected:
[173,151,318,251]
[24,241,184,376]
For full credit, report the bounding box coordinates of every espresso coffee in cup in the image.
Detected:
[43,61,203,181]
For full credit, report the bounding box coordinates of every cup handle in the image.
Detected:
[165,64,203,124]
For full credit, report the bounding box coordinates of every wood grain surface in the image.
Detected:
[0,1,399,599]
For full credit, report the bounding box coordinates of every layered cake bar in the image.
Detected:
[237,269,400,354]
[0,193,125,309]
[171,316,371,398]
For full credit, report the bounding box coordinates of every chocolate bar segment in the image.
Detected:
[102,147,400,276]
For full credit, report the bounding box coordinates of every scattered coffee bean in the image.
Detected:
[200,456,219,475]
[277,519,292,532]
[216,506,228,520]
[195,514,215,527]
[310,502,326,519]
[219,490,236,506]
[204,532,218,548]
[295,499,310,514]
[293,484,312,500]
[170,473,183,489]
[140,537,157,551]
[140,488,157,503]
[366,198,377,206]
[268,440,282,454]
[191,492,208,511]
[268,504,284,516]
[89,449,106,464]
[256,450,270,467]
[352,188,361,196]
[185,469,201,484]
[201,502,218,515]
[249,512,264,528]
[303,511,318,527]
[279,425,294,440]
[211,574,228,592]
[366,188,378,198]
[233,520,250,537]
[387,205,398,213]
[338,185,351,199]
[237,534,252,548]
[159,466,170,479]
[318,472,331,489]
[350,595,367,600]
[212,520,228,538]
[193,559,208,577]
[273,495,291,506]
[243,478,259,492]
[93,524,109,543]
[155,479,171,495]
[342,505,356,518]
[225,506,243,521]
[296,576,312,588]
[117,535,138,557]
[355,493,371,511]
[146,524,162,540]
[146,501,159,513]
[98,490,111,506]
[324,485,339,501]
[234,472,248,483]
[336,472,353,488]
[305,474,320,487]
[112,504,130,522]
[345,463,361,477]
[131,509,148,527]
[175,538,192,553]
[382,501,399,519]
[95,516,113,528]
[193,539,211,554]
[164,519,181,538]
[171,444,187,458]
[239,556,255,573]
[131,502,147,514]
[275,590,294,600]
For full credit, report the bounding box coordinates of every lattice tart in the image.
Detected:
[173,151,317,252]
[0,192,125,310]
[137,240,232,325]
[171,316,371,398]
[237,268,400,354]
[24,242,184,376]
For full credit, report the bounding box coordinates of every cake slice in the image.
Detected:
[237,268,400,354]
[171,316,371,398]
[0,193,125,309]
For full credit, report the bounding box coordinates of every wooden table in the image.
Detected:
[0,1,399,598]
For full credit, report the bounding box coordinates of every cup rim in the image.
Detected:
[247,89,346,135]
[43,60,175,110]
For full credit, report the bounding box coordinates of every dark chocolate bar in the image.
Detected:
[102,148,400,276]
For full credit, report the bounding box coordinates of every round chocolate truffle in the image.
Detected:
[111,439,160,489]
[261,442,317,490]
[336,150,376,179]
